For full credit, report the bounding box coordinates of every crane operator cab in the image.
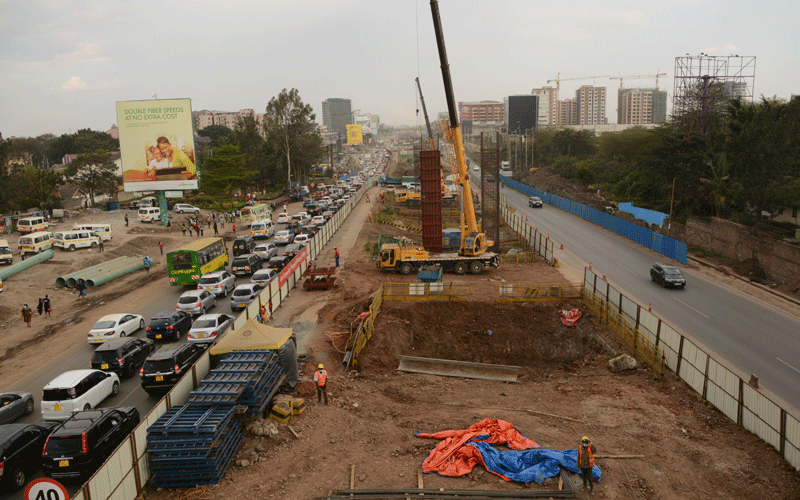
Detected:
[461,232,491,257]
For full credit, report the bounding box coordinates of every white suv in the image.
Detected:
[41,369,120,420]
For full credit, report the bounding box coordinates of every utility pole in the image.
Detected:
[668,177,676,238]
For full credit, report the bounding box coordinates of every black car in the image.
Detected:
[140,343,206,394]
[231,253,262,276]
[528,196,543,208]
[650,263,687,289]
[146,311,193,341]
[267,255,291,272]
[232,236,256,257]
[42,407,139,481]
[322,210,335,220]
[300,225,319,236]
[305,203,321,216]
[90,337,155,378]
[0,423,58,490]
[282,243,302,259]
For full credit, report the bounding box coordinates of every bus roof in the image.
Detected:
[168,237,224,253]
[242,203,269,211]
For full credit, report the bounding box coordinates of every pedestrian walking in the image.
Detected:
[22,304,32,327]
[368,211,372,223]
[213,222,218,235]
[232,223,236,233]
[366,193,370,203]
[188,225,193,237]
[577,436,597,493]
[76,279,87,298]
[143,254,151,274]
[182,223,186,236]
[200,225,204,236]
[283,203,287,212]
[20,250,26,261]
[98,235,104,252]
[314,364,328,405]
[159,241,164,255]
[43,295,52,318]
[37,298,44,316]
[207,215,211,228]
[220,217,225,229]
[334,248,340,268]
[125,214,129,227]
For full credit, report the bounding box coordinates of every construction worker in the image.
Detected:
[578,436,597,493]
[259,302,267,323]
[368,211,372,223]
[314,364,328,405]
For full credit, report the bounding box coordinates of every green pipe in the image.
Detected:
[0,250,55,281]
[85,260,146,287]
[56,256,128,287]
[68,257,140,288]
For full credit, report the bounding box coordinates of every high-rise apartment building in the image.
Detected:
[193,109,262,131]
[457,101,504,124]
[575,86,606,125]
[557,99,577,125]
[530,87,556,126]
[322,98,352,137]
[617,88,668,124]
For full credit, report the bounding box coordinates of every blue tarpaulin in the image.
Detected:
[471,441,602,484]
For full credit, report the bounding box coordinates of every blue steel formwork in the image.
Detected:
[500,175,688,264]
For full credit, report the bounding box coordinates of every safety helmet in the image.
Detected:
[582,436,589,442]
[318,364,324,369]
[261,303,266,307]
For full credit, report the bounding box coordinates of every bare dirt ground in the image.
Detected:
[143,203,799,500]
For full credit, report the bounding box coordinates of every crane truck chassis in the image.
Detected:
[377,243,499,276]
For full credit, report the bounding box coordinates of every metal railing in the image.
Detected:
[382,281,471,301]
[498,252,536,264]
[496,283,582,302]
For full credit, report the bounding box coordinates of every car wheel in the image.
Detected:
[111,381,120,395]
[125,362,136,378]
[69,244,76,252]
[650,273,655,282]
[199,307,206,316]
[91,242,97,248]
[11,467,26,490]
[174,330,181,341]
[469,261,483,275]
[399,263,413,275]
[84,403,91,410]
[212,298,217,308]
[453,262,468,275]
[24,399,34,414]
[139,319,145,330]
[120,330,126,337]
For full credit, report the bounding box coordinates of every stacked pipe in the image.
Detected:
[55,256,151,288]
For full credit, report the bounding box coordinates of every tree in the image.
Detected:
[231,114,268,184]
[64,152,119,206]
[262,88,324,189]
[197,125,233,147]
[45,129,119,164]
[200,145,257,209]
[18,167,65,210]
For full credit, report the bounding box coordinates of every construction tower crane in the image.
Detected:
[415,77,437,151]
[610,71,667,89]
[546,73,612,103]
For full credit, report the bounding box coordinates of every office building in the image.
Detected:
[192,109,263,131]
[504,95,539,132]
[322,98,353,137]
[458,101,504,124]
[530,87,556,126]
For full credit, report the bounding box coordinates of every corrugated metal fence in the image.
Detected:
[500,176,687,264]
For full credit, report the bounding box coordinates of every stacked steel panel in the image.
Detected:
[147,405,244,488]
[420,150,443,253]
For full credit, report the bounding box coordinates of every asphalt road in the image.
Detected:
[482,173,800,415]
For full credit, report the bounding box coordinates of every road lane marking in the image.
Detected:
[675,298,710,319]
[777,357,800,375]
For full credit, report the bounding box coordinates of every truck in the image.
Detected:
[500,161,512,176]
[376,243,499,276]
[379,175,402,186]
[401,176,417,190]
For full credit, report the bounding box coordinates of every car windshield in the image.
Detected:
[149,318,171,327]
[664,268,682,275]
[233,289,253,297]
[46,436,83,455]
[178,296,200,304]
[232,258,250,267]
[92,351,119,363]
[143,359,175,372]
[253,271,271,279]
[198,276,220,285]
[43,388,73,401]
[93,320,117,329]
[192,319,217,329]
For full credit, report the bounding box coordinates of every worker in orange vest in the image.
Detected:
[259,302,267,323]
[578,436,597,492]
[314,363,328,405]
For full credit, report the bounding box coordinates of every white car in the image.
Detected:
[277,212,291,224]
[173,203,201,214]
[188,313,235,344]
[87,314,145,344]
[310,216,325,226]
[41,370,120,420]
[275,230,294,245]
[293,234,310,247]
[253,242,277,260]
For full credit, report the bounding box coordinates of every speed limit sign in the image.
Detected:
[24,478,69,500]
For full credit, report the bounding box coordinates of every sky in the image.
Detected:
[1,0,798,138]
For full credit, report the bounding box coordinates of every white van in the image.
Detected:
[19,231,54,255]
[138,207,161,222]
[41,369,120,421]
[139,196,158,207]
[250,219,275,239]
[17,216,48,234]
[73,223,113,240]
[53,230,100,251]
[0,239,13,264]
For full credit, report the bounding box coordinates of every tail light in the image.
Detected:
[197,285,202,290]
[81,432,89,455]
[175,304,180,309]
[215,284,223,289]
[146,326,151,332]
[42,436,50,457]
[174,364,181,374]
[69,387,76,397]
[210,331,218,337]
[196,302,202,308]
[104,330,116,336]
[140,367,144,376]
[118,358,125,365]
[245,266,250,271]
[166,325,174,330]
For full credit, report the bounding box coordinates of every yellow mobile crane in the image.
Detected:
[376,0,499,276]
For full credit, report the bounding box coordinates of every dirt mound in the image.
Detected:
[522,167,612,212]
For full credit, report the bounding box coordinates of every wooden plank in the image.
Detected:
[350,464,355,489]
[596,454,644,458]
[287,425,300,439]
[417,469,424,489]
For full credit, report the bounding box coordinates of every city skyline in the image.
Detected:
[1,0,796,138]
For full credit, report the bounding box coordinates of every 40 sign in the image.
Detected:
[25,478,69,500]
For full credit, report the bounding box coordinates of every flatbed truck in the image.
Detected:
[376,243,499,276]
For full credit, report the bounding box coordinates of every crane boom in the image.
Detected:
[429,0,488,256]
[415,77,437,151]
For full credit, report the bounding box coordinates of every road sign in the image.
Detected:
[25,478,69,500]
[165,190,184,198]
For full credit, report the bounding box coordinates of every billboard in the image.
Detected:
[506,95,539,133]
[346,124,363,145]
[116,98,197,192]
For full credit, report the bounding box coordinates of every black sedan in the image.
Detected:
[650,263,687,289]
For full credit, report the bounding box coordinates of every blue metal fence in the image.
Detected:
[500,175,687,264]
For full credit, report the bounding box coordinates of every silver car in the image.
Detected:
[230,283,263,312]
[251,268,278,287]
[253,242,277,260]
[197,271,237,298]
[188,314,235,344]
[176,290,217,316]
[0,392,35,424]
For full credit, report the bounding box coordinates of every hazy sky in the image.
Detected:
[1,0,797,138]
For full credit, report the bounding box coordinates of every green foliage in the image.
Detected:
[18,167,65,209]
[197,125,233,147]
[46,129,119,164]
[199,144,257,210]
[64,151,119,206]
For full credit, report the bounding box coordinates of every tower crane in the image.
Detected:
[546,73,612,103]
[610,70,667,89]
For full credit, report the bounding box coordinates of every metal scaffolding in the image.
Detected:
[672,55,756,134]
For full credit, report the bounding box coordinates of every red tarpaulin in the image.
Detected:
[559,308,582,327]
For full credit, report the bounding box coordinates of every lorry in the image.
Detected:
[500,161,512,176]
[376,243,499,275]
[379,175,402,186]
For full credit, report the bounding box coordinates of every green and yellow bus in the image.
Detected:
[240,203,272,227]
[167,238,229,286]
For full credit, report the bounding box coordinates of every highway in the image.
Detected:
[473,168,800,415]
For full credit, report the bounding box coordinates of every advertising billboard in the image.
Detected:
[116,98,197,192]
[346,124,363,145]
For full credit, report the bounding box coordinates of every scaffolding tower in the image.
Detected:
[672,55,756,134]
